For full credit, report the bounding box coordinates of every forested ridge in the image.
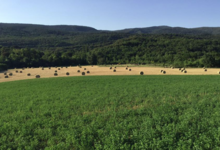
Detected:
[1,23,220,71]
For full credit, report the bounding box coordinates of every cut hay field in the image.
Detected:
[1,75,220,149]
[1,65,220,83]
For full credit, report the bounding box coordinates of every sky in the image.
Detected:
[0,0,219,30]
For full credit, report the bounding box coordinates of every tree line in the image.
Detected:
[1,34,220,71]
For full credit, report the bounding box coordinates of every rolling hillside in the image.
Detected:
[1,23,220,36]
[0,23,220,50]
[116,26,220,35]
[1,23,220,69]
[0,23,98,36]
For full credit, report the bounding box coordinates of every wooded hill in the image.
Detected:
[1,23,220,35]
[117,26,220,35]
[1,23,220,71]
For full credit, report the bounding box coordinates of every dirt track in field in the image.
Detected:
[0,66,220,83]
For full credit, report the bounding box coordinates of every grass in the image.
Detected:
[1,75,220,149]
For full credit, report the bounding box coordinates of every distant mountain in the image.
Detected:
[0,23,129,49]
[1,23,220,36]
[0,23,98,36]
[1,23,220,50]
[194,27,220,35]
[115,26,220,35]
[1,23,220,69]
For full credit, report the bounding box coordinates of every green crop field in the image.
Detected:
[1,75,220,149]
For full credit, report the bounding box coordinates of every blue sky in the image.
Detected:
[0,0,219,30]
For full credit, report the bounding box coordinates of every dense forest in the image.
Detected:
[1,23,220,71]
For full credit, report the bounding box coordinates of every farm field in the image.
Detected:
[1,65,220,83]
[1,75,220,149]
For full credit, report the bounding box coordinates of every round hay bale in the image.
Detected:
[184,70,187,73]
[179,68,181,71]
[15,70,18,73]
[129,69,132,71]
[9,73,13,76]
[110,67,112,69]
[5,75,9,78]
[126,67,128,70]
[4,72,7,75]
[160,70,163,73]
[36,75,40,78]
[66,72,69,75]
[113,69,116,72]
[54,72,58,76]
[77,70,80,73]
[49,67,51,69]
[182,67,185,70]
[87,71,90,73]
[140,71,144,75]
[55,70,57,72]
[27,73,31,76]
[82,72,85,75]
[114,66,117,68]
[163,71,166,74]
[181,70,184,72]
[20,71,22,73]
[204,69,207,72]
[58,68,60,70]
[84,68,86,70]
[42,68,44,70]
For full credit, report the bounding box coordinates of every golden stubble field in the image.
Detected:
[0,66,220,83]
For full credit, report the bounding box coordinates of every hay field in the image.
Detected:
[0,65,220,83]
